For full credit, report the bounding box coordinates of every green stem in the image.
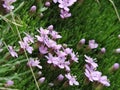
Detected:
[109,0,120,22]
[10,11,40,90]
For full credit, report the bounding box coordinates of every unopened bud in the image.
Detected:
[30,5,37,13]
[57,74,64,81]
[45,1,50,7]
[39,77,45,83]
[115,48,120,53]
[100,48,106,54]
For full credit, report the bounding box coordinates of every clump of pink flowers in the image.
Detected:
[84,55,110,87]
[7,25,79,86]
[53,0,77,19]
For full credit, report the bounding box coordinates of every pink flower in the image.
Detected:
[88,40,98,49]
[99,76,110,86]
[64,61,70,71]
[85,69,102,82]
[57,58,70,71]
[38,27,49,35]
[50,31,62,39]
[56,50,67,57]
[3,0,16,12]
[58,1,70,11]
[45,39,57,48]
[23,33,34,43]
[60,9,71,19]
[35,35,44,42]
[65,73,79,86]
[64,48,72,55]
[58,0,77,11]
[85,64,94,71]
[8,45,18,57]
[70,52,78,63]
[27,58,42,69]
[84,55,98,69]
[5,80,14,87]
[85,69,94,81]
[39,45,48,54]
[45,53,59,66]
[19,41,33,54]
[53,44,62,50]
[91,71,102,81]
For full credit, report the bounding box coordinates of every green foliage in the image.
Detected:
[0,0,120,90]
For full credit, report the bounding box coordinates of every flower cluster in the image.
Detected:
[34,25,79,85]
[7,25,79,86]
[53,0,77,19]
[84,55,110,87]
[2,0,16,12]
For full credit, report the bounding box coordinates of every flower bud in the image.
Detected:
[77,38,85,49]
[30,5,37,13]
[38,71,42,76]
[39,77,45,83]
[118,34,120,39]
[47,25,54,31]
[40,13,44,17]
[79,38,85,45]
[57,74,64,81]
[115,48,120,53]
[45,1,50,7]
[100,48,106,54]
[48,83,54,87]
[113,63,119,70]
[109,63,119,72]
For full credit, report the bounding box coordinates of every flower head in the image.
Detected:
[8,45,18,57]
[88,40,98,49]
[39,45,48,54]
[99,76,110,86]
[19,41,33,54]
[5,80,14,87]
[84,55,98,69]
[60,9,71,19]
[3,0,16,12]
[65,73,79,86]
[27,58,42,69]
